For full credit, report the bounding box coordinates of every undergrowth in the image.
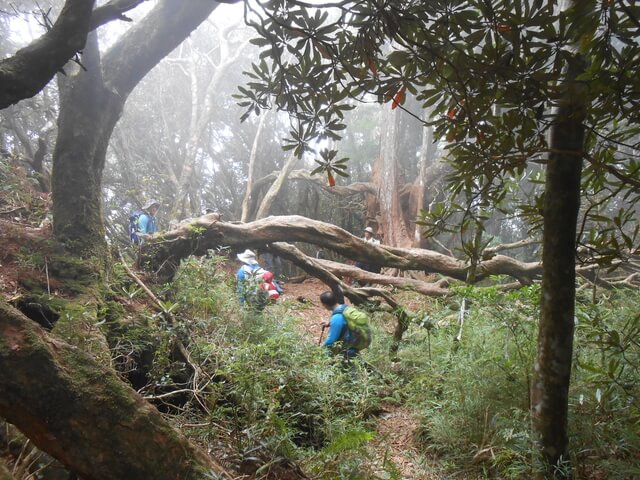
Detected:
[112,254,640,479]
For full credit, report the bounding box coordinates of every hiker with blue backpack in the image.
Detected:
[236,249,268,310]
[319,290,372,359]
[130,200,160,244]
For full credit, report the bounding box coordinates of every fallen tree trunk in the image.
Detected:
[315,258,450,296]
[142,214,543,283]
[0,300,230,480]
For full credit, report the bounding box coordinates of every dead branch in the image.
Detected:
[315,258,450,296]
[483,238,540,259]
[117,250,207,404]
[89,0,148,30]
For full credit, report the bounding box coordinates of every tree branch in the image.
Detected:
[88,0,149,30]
[0,0,96,109]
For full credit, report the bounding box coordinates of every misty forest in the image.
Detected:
[1,1,639,479]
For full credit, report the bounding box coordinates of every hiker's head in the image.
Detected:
[262,271,274,282]
[364,226,374,239]
[237,249,258,265]
[320,291,339,310]
[144,200,160,216]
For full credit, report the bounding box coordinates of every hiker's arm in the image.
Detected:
[323,314,345,347]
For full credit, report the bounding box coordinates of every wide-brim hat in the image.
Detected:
[237,249,258,264]
[143,199,160,210]
[364,226,374,234]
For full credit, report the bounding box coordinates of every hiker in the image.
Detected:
[130,200,160,244]
[319,290,371,360]
[261,271,281,301]
[355,226,382,275]
[236,249,267,309]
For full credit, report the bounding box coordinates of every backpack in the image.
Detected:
[242,265,268,306]
[129,211,143,244]
[342,306,372,351]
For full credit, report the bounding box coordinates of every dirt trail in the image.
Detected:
[283,279,434,480]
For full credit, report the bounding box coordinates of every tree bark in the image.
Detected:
[410,106,439,247]
[531,2,589,473]
[375,106,413,247]
[0,300,230,480]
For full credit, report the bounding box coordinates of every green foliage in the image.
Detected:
[240,0,640,262]
[570,290,640,477]
[156,255,392,478]
[117,255,639,478]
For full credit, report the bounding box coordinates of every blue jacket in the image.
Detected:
[138,212,157,235]
[324,305,354,351]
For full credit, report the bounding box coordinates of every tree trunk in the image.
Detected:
[0,0,96,109]
[0,300,230,480]
[375,106,412,247]
[410,110,438,247]
[531,2,589,473]
[255,151,298,219]
[241,112,270,222]
[51,0,221,256]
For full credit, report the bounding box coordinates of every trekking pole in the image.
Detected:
[318,324,328,345]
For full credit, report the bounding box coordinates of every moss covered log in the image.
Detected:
[0,300,230,480]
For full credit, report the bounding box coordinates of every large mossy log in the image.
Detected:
[0,301,230,480]
[142,214,542,282]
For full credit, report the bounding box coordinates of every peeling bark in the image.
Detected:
[0,301,230,480]
[375,107,412,247]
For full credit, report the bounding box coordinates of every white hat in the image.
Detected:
[237,249,258,264]
[364,226,374,234]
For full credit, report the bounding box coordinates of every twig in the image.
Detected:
[117,248,207,407]
[144,389,195,400]
[44,256,50,295]
[0,206,26,215]
[455,298,467,343]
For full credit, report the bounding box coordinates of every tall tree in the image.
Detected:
[51,0,223,255]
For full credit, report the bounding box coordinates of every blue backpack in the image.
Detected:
[129,211,143,244]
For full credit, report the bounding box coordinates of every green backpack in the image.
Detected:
[342,306,372,351]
